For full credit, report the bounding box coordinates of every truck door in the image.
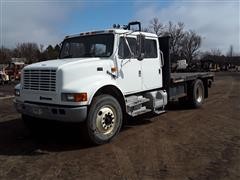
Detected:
[116,36,142,94]
[141,38,163,90]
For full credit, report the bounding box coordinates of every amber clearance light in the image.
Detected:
[74,93,88,102]
[111,67,117,72]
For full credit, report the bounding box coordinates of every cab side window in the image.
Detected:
[144,39,157,58]
[118,37,137,59]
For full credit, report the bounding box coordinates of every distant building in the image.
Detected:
[201,56,240,71]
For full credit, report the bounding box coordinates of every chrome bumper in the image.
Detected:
[14,100,87,122]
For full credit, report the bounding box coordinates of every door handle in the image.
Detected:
[160,51,164,67]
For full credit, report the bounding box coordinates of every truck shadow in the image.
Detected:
[0,118,94,156]
[167,102,198,111]
[0,116,153,156]
[0,102,193,156]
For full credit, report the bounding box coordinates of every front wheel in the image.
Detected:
[86,95,123,145]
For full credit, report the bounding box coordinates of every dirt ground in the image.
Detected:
[0,72,239,180]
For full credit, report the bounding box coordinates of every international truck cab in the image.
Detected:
[14,22,214,144]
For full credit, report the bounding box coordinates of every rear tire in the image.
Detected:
[189,79,205,108]
[86,95,123,145]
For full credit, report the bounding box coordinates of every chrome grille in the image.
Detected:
[23,69,56,91]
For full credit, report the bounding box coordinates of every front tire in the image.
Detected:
[86,95,123,145]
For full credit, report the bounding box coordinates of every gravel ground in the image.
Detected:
[0,72,239,180]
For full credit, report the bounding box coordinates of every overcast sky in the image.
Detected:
[0,0,239,55]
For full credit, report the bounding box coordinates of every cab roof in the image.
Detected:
[64,29,158,39]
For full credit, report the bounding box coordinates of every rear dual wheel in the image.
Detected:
[190,79,205,108]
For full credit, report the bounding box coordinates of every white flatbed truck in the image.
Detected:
[14,22,214,144]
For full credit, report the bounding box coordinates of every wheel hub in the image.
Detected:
[104,113,114,125]
[96,106,116,134]
[196,85,203,103]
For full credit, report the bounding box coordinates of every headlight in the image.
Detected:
[15,89,20,96]
[62,93,88,102]
[14,83,21,96]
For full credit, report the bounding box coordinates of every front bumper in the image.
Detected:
[14,100,87,122]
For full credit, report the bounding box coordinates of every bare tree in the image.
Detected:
[146,20,202,63]
[166,21,185,62]
[14,42,40,63]
[142,27,150,33]
[0,47,12,64]
[1,42,62,64]
[45,45,59,60]
[180,30,201,63]
[39,44,44,53]
[210,48,222,56]
[149,17,164,36]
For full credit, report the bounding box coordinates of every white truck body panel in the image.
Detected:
[141,37,162,90]
[116,57,142,94]
[115,34,162,94]
[14,28,164,122]
[19,57,123,106]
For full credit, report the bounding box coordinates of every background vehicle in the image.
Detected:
[14,22,214,144]
[0,69,9,85]
[5,61,25,81]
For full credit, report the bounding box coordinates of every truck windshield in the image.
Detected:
[59,34,114,59]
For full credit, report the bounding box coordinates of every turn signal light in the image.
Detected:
[74,93,88,102]
[111,67,117,72]
[62,93,88,102]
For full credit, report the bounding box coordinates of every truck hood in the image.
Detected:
[24,58,103,70]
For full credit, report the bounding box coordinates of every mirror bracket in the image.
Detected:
[137,34,145,61]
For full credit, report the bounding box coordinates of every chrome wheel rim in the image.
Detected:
[96,105,116,135]
[196,84,203,103]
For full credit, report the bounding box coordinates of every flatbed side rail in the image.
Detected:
[171,72,214,84]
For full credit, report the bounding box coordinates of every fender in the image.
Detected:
[81,76,124,105]
[61,72,125,106]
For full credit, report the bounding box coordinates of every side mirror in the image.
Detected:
[58,42,63,59]
[137,34,145,60]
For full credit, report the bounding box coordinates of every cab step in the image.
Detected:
[154,109,166,115]
[126,96,150,108]
[126,95,151,116]
[131,106,151,117]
